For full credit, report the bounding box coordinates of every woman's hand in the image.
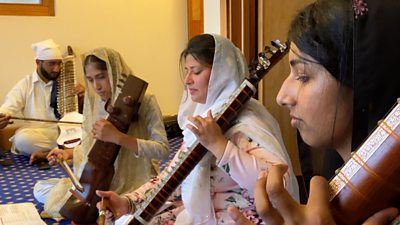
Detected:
[46,148,73,166]
[92,118,121,144]
[96,190,130,221]
[228,164,399,225]
[187,110,228,159]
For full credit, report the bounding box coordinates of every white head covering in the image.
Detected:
[178,34,299,224]
[31,39,62,60]
[177,34,246,225]
[43,48,133,218]
[178,34,246,128]
[75,48,132,177]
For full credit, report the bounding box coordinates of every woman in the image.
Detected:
[33,48,170,219]
[96,34,299,224]
[228,0,400,224]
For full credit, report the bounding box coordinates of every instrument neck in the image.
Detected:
[58,55,78,117]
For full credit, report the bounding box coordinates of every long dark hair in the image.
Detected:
[178,34,215,101]
[288,0,354,181]
[288,0,353,88]
[179,33,216,101]
[180,34,215,68]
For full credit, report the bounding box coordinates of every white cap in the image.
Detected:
[31,39,62,60]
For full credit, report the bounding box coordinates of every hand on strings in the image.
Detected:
[75,83,85,99]
[228,164,399,225]
[0,113,11,129]
[46,148,73,166]
[75,83,85,113]
[92,118,121,143]
[187,109,227,160]
[96,190,130,221]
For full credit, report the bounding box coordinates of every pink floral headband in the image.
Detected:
[353,0,368,18]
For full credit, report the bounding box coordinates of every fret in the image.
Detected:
[329,102,400,200]
[57,54,78,117]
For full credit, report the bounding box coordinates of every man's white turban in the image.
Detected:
[31,39,62,60]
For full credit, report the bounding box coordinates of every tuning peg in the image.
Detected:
[122,96,134,106]
[106,104,120,115]
[271,40,287,52]
[259,53,271,69]
[258,51,265,58]
[263,46,274,54]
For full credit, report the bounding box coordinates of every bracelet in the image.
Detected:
[124,195,136,214]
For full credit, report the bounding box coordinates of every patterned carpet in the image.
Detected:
[0,151,69,225]
[0,136,182,225]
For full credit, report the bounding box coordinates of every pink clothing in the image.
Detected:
[125,131,287,225]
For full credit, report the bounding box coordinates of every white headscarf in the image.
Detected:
[178,34,298,224]
[74,48,132,176]
[177,34,246,129]
[43,48,134,218]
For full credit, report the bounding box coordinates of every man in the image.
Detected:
[0,39,74,162]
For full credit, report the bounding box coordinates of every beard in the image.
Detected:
[40,65,60,81]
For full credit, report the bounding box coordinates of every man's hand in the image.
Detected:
[0,113,11,129]
[75,83,85,99]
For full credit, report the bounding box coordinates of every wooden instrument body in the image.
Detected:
[329,101,400,225]
[129,41,288,224]
[60,75,148,224]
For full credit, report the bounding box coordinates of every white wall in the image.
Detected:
[0,0,188,115]
[204,0,220,34]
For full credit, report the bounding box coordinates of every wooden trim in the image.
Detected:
[187,0,204,40]
[257,0,264,102]
[220,0,227,37]
[242,0,257,64]
[0,0,54,16]
[243,0,249,60]
[229,0,242,50]
[224,0,257,64]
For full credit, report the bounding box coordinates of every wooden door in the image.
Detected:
[260,0,314,176]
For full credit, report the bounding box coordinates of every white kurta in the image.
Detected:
[0,71,58,155]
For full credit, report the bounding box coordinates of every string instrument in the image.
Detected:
[59,74,148,224]
[57,46,84,148]
[127,40,289,225]
[329,99,400,225]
